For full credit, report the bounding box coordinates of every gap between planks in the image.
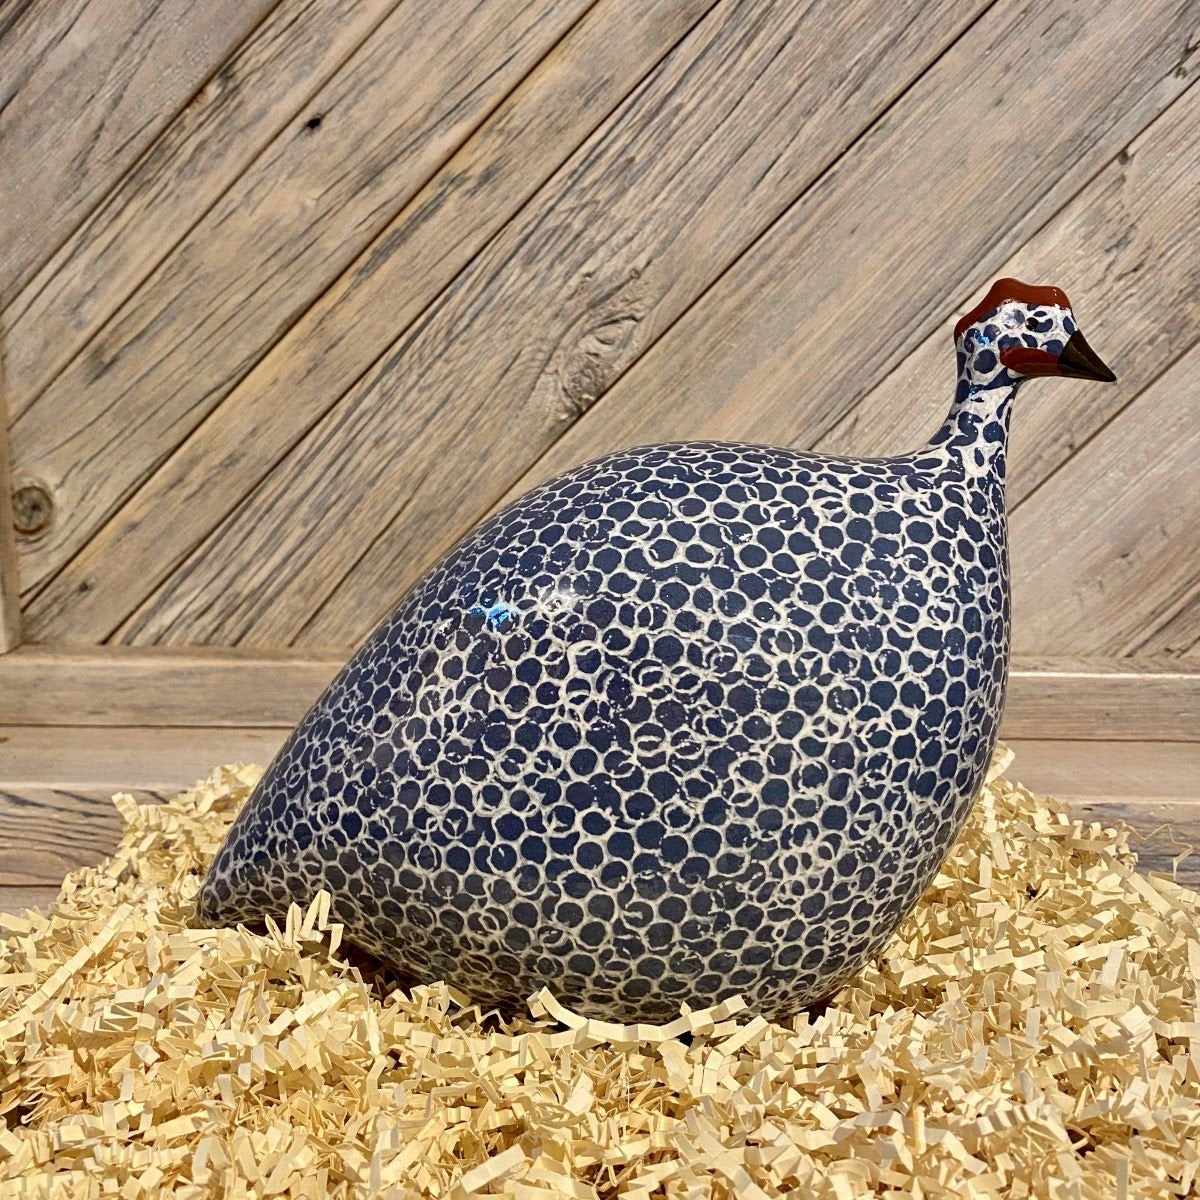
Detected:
[11,0,600,608]
[18,0,1195,657]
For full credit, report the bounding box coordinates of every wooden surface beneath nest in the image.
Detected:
[1,726,1197,915]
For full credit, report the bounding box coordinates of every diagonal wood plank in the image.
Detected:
[1137,592,1200,660]
[111,0,995,647]
[489,1,1200,504]
[10,0,593,605]
[3,0,403,420]
[0,0,278,301]
[1008,339,1200,657]
[815,80,1200,507]
[295,0,1199,650]
[22,0,716,644]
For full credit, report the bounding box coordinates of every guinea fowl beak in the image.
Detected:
[1058,330,1116,382]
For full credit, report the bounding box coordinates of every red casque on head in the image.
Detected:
[953,277,1072,340]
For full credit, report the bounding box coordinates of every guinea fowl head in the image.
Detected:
[953,278,1116,385]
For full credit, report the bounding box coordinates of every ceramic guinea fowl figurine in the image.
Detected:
[198,278,1115,1021]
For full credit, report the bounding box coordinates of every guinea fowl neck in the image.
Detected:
[924,346,1020,484]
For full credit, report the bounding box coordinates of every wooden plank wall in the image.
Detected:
[0,0,280,302]
[0,0,1192,656]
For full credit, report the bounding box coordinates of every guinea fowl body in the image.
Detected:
[198,280,1115,1021]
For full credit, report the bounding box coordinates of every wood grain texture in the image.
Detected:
[298,0,1200,649]
[23,0,716,644]
[0,885,61,917]
[1009,340,1200,658]
[3,0,403,420]
[0,722,284,887]
[0,787,167,884]
[0,648,1195,738]
[992,740,1200,887]
[0,646,341,726]
[0,0,278,301]
[0,344,20,651]
[999,657,1200,741]
[115,0,994,646]
[0,725,287,788]
[1067,802,1200,887]
[1138,591,1200,660]
[1004,740,1199,807]
[11,0,592,605]
[816,80,1200,509]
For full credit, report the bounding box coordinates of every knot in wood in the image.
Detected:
[561,355,608,414]
[12,482,53,536]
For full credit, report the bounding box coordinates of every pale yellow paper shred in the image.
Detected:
[1,749,1198,1198]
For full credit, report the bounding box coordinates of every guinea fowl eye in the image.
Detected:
[1025,317,1040,331]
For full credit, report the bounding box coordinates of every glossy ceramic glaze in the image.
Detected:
[198,279,1115,1020]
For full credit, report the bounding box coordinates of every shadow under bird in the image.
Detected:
[198,277,1115,1022]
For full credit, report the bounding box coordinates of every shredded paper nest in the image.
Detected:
[2,747,1199,1198]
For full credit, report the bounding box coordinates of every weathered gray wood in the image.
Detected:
[1004,740,1200,889]
[999,657,1200,741]
[0,725,286,788]
[1009,340,1200,657]
[22,0,716,643]
[0,724,283,889]
[0,885,60,917]
[816,81,1200,510]
[11,0,592,606]
[1005,739,1200,806]
[112,0,994,646]
[1137,592,1200,660]
[0,649,1195,739]
[0,0,278,301]
[0,646,341,726]
[0,337,20,651]
[0,787,168,885]
[3,0,403,421]
[296,0,1198,649]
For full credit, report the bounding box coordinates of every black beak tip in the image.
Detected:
[1060,329,1117,383]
